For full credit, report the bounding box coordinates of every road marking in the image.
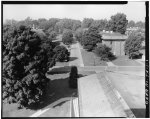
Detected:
[30,108,50,117]
[29,97,71,117]
[69,99,72,117]
[73,98,79,117]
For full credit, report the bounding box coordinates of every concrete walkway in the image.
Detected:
[69,43,84,67]
[107,62,116,66]
[78,72,136,117]
[135,59,145,66]
[78,74,118,117]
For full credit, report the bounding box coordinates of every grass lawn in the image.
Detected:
[112,55,142,66]
[55,61,69,67]
[3,103,36,117]
[81,49,107,66]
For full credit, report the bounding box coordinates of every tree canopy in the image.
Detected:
[128,20,135,28]
[82,18,94,28]
[62,29,74,45]
[109,13,128,34]
[124,32,144,58]
[53,45,70,62]
[81,26,102,51]
[2,25,54,108]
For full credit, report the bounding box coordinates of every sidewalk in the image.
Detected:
[135,59,145,66]
[78,74,118,117]
[69,43,84,67]
[107,62,116,66]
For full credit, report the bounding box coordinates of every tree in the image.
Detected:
[105,20,111,31]
[48,31,57,41]
[90,19,108,31]
[124,32,144,59]
[72,20,81,31]
[62,30,74,45]
[128,20,135,28]
[69,66,78,88]
[53,45,70,62]
[74,28,83,42]
[81,26,102,51]
[135,21,145,28]
[2,25,51,108]
[94,43,115,61]
[82,18,94,28]
[109,13,128,34]
[4,19,18,26]
[54,19,74,33]
[38,20,51,31]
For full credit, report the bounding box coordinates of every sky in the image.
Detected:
[3,2,146,23]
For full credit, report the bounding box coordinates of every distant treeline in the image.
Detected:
[4,13,145,35]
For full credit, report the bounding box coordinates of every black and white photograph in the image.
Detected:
[2,1,148,118]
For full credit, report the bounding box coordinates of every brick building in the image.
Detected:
[100,31,128,56]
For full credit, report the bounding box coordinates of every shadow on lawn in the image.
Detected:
[29,76,77,110]
[69,57,78,61]
[28,73,86,110]
[108,55,117,61]
[47,66,71,75]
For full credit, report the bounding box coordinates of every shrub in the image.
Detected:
[62,29,74,45]
[94,43,115,61]
[129,51,143,59]
[53,45,70,62]
[3,25,50,108]
[69,66,78,89]
[83,45,94,51]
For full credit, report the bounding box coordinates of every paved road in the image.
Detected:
[106,72,145,118]
[78,73,127,117]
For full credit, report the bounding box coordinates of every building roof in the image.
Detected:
[100,32,128,41]
[126,27,139,31]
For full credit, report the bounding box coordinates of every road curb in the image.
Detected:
[104,72,136,118]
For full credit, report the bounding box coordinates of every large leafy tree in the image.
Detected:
[109,13,128,34]
[124,32,144,58]
[54,19,74,33]
[62,29,74,45]
[74,28,83,42]
[82,18,94,28]
[128,20,135,28]
[53,45,70,62]
[90,19,108,31]
[135,21,145,29]
[72,20,81,31]
[3,25,53,108]
[81,26,102,51]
